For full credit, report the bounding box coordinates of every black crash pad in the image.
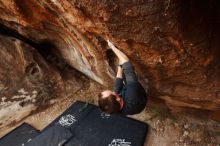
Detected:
[0,123,39,146]
[25,125,73,146]
[43,101,148,146]
[43,101,94,132]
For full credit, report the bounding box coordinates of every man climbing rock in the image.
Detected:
[98,40,148,115]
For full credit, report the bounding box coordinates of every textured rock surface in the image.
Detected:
[0,0,219,126]
[0,34,65,128]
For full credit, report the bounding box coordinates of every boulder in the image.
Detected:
[0,0,219,123]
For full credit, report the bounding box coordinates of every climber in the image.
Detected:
[98,40,148,115]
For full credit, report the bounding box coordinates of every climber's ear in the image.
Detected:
[114,95,121,102]
[116,97,120,102]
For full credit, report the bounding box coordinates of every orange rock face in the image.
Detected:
[0,0,219,126]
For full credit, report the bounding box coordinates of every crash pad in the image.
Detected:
[44,101,148,146]
[25,125,73,146]
[0,123,39,146]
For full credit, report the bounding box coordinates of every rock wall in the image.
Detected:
[0,34,65,128]
[0,0,220,127]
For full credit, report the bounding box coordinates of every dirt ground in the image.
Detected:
[1,77,220,146]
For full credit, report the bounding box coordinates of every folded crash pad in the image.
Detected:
[0,123,39,146]
[25,125,73,146]
[44,101,148,146]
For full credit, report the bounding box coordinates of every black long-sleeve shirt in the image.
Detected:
[113,62,148,115]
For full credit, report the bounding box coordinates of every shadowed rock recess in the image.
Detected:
[0,0,220,128]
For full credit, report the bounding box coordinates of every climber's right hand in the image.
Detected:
[107,40,117,50]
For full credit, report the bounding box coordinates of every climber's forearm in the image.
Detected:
[107,40,129,64]
[116,66,123,79]
[112,47,129,63]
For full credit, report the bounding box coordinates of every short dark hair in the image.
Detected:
[98,93,121,114]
